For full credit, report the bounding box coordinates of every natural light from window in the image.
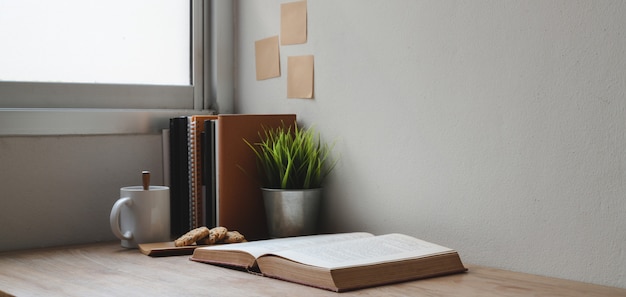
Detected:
[0,0,190,85]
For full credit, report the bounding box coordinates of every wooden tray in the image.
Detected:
[138,242,206,257]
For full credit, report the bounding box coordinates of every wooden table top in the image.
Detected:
[0,242,624,297]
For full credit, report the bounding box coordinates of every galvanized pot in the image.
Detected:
[261,188,321,238]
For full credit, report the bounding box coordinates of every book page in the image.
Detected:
[268,234,454,269]
[199,232,372,259]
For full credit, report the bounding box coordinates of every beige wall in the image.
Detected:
[233,0,626,288]
[0,135,164,250]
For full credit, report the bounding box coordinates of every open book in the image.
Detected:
[190,232,466,292]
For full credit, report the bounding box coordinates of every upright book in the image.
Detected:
[190,232,467,292]
[213,114,296,240]
[169,116,191,237]
[202,119,217,228]
[188,115,218,228]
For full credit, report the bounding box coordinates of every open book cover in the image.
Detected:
[190,232,467,292]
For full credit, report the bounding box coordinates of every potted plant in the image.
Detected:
[244,121,336,238]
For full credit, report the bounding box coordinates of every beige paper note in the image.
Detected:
[255,36,280,80]
[287,55,314,99]
[281,1,307,45]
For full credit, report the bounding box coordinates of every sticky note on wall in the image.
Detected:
[281,1,307,45]
[255,36,281,80]
[287,55,314,99]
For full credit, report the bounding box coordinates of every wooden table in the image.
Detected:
[0,242,624,296]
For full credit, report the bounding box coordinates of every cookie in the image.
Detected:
[195,226,228,245]
[210,226,228,243]
[221,231,246,244]
[195,234,212,245]
[196,231,217,245]
[174,226,210,247]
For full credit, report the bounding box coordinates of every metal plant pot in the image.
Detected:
[261,188,322,238]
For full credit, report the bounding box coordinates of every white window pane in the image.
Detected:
[0,0,190,85]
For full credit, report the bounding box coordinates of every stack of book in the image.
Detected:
[168,114,297,240]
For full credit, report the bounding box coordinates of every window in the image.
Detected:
[0,0,233,135]
[1,0,189,86]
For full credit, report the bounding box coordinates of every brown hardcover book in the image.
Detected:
[190,232,467,292]
[214,114,296,240]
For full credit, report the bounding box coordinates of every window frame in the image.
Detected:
[0,0,232,136]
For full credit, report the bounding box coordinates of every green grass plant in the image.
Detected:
[243,122,336,189]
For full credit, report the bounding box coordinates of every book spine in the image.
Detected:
[169,117,190,237]
[203,119,217,228]
[201,129,207,227]
[188,116,197,230]
[213,119,220,227]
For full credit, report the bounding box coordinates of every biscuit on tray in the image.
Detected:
[174,226,210,247]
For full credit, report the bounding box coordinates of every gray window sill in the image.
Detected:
[0,108,212,136]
